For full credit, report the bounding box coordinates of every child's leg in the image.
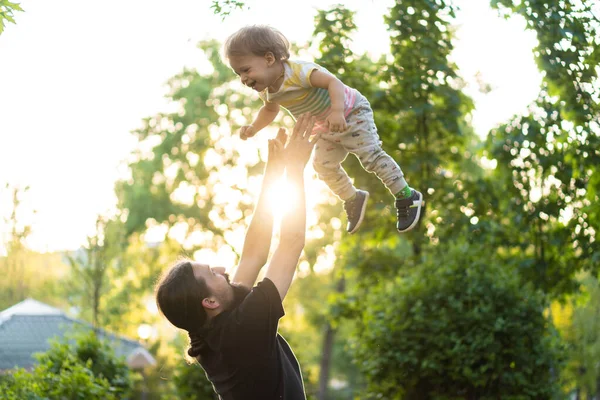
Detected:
[313,139,356,201]
[341,96,408,196]
[313,138,369,233]
[341,94,423,233]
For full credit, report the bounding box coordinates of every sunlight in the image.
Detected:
[137,324,153,340]
[267,178,299,218]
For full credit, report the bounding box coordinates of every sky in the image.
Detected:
[0,0,541,253]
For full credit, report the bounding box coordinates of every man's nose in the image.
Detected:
[212,266,226,275]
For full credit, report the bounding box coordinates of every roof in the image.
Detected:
[0,298,63,322]
[0,298,155,371]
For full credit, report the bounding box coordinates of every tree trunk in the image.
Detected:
[317,323,335,400]
[317,278,345,400]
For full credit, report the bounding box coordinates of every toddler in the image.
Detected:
[224,25,423,234]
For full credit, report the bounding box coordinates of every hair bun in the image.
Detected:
[187,331,205,358]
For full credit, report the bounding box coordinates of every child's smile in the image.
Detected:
[228,54,283,93]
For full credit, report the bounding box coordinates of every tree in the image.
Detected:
[318,1,477,396]
[329,0,599,397]
[480,0,600,296]
[0,184,32,309]
[0,184,73,311]
[115,40,265,253]
[308,7,372,399]
[0,0,23,35]
[209,0,245,19]
[303,2,479,397]
[556,273,600,398]
[65,216,126,328]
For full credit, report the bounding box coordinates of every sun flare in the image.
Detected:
[267,178,298,217]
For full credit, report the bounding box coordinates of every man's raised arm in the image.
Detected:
[233,129,287,289]
[265,114,318,300]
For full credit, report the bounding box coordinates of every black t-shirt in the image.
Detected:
[197,278,306,400]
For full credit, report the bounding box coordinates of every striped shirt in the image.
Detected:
[259,60,357,134]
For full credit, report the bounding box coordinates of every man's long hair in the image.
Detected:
[155,259,250,358]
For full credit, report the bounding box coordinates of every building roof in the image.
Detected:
[0,298,155,371]
[0,298,63,322]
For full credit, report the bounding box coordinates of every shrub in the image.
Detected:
[352,242,563,400]
[0,331,134,399]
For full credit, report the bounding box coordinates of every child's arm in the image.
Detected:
[309,70,347,132]
[240,101,281,140]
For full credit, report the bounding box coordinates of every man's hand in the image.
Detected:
[265,113,318,300]
[326,110,347,133]
[240,125,257,140]
[264,128,288,177]
[285,113,319,168]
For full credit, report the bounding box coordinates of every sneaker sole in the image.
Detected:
[348,191,369,234]
[397,191,423,233]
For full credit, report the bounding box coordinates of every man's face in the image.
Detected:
[192,262,233,305]
[191,262,249,311]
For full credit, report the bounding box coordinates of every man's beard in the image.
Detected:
[223,273,251,309]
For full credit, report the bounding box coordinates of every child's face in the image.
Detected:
[229,53,280,92]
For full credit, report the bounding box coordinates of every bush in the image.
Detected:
[170,357,218,400]
[0,368,46,400]
[0,331,134,399]
[351,242,563,400]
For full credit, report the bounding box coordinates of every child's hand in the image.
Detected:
[240,125,257,140]
[326,111,347,133]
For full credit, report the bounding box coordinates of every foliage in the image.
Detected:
[352,241,563,399]
[0,184,69,310]
[381,0,475,212]
[0,331,133,400]
[330,1,598,395]
[170,357,218,400]
[0,362,117,400]
[0,184,33,308]
[481,0,600,296]
[557,274,600,398]
[36,331,134,397]
[101,234,182,337]
[0,0,23,35]
[64,216,127,328]
[115,39,269,252]
[210,0,245,20]
[491,0,599,125]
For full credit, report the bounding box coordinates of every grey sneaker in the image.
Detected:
[343,190,369,234]
[395,189,423,233]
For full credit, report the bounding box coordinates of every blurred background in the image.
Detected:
[0,0,599,398]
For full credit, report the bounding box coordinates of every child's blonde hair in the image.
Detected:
[224,25,290,61]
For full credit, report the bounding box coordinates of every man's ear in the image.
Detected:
[202,297,220,310]
[264,52,275,66]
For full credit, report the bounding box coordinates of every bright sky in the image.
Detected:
[0,0,541,253]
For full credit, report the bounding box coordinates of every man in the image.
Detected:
[155,114,319,399]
